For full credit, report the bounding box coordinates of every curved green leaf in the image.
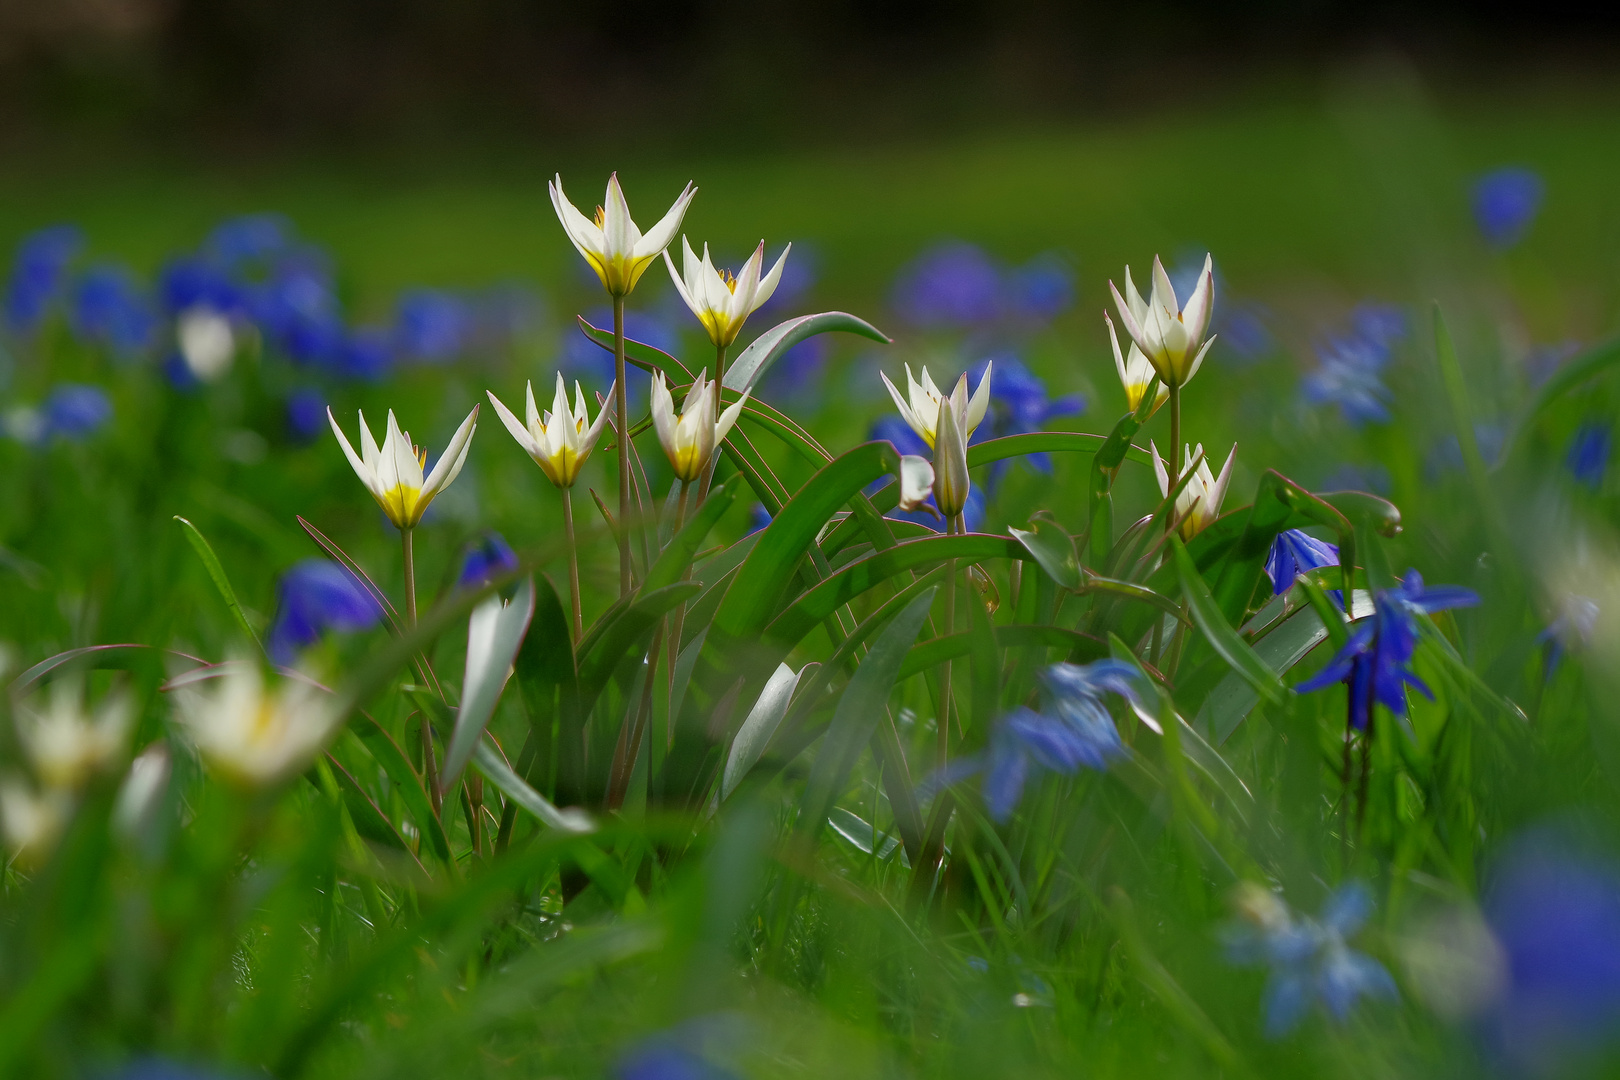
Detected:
[1010,516,1080,591]
[767,533,1026,649]
[643,474,743,592]
[578,582,702,712]
[898,625,1108,681]
[724,312,890,394]
[577,317,695,382]
[473,737,594,834]
[174,516,261,649]
[1172,536,1286,707]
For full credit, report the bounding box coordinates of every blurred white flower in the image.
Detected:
[550,173,696,297]
[1105,311,1167,416]
[487,374,612,490]
[664,238,790,348]
[177,307,236,382]
[115,741,171,839]
[1397,904,1508,1021]
[177,664,340,787]
[651,370,747,483]
[1109,254,1215,388]
[1153,441,1236,539]
[327,405,479,529]
[16,680,133,790]
[0,779,70,865]
[880,362,991,450]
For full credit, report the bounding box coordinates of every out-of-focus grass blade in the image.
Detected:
[350,715,453,865]
[1433,304,1495,512]
[174,516,261,649]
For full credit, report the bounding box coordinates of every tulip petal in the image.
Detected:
[328,408,380,498]
[549,176,605,263]
[752,242,791,313]
[1150,439,1170,498]
[487,390,543,461]
[714,390,749,446]
[965,360,993,436]
[633,181,697,259]
[881,370,930,445]
[602,173,637,257]
[422,405,480,501]
[1181,254,1214,342]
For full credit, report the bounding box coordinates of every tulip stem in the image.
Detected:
[1166,383,1182,531]
[401,526,417,626]
[563,487,582,642]
[613,294,631,598]
[697,343,727,504]
[939,516,958,767]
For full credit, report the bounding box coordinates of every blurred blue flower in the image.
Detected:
[5,224,83,335]
[869,415,929,459]
[337,327,394,382]
[111,1057,245,1080]
[158,256,245,318]
[1297,569,1478,728]
[1321,462,1392,496]
[72,264,157,358]
[285,387,327,443]
[1004,252,1075,322]
[266,559,383,666]
[1428,423,1506,477]
[973,660,1140,821]
[393,288,473,362]
[205,214,291,268]
[1473,167,1545,249]
[561,306,677,410]
[759,335,831,405]
[1525,340,1581,388]
[967,356,1084,481]
[748,504,772,535]
[1480,828,1620,1070]
[254,258,344,369]
[1225,882,1396,1037]
[888,485,984,534]
[891,241,1003,327]
[1265,529,1339,597]
[751,245,817,321]
[1538,593,1599,678]
[616,1015,747,1080]
[458,532,518,591]
[470,282,545,349]
[1350,303,1407,349]
[41,383,113,440]
[1303,335,1392,425]
[1217,303,1275,364]
[1566,421,1610,490]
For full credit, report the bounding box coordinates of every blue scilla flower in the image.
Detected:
[285,387,327,443]
[393,288,472,362]
[759,335,830,407]
[1474,167,1545,250]
[1322,462,1392,496]
[458,532,519,591]
[205,214,291,268]
[111,1057,244,1080]
[1525,340,1581,389]
[888,485,985,534]
[1538,593,1600,679]
[5,224,83,335]
[1480,828,1620,1069]
[1303,335,1392,425]
[266,559,383,666]
[891,241,1003,328]
[1566,421,1611,490]
[869,414,929,458]
[41,383,113,440]
[561,306,676,410]
[1225,882,1396,1037]
[71,264,157,358]
[1296,569,1478,729]
[942,661,1140,823]
[1265,529,1340,597]
[1217,303,1275,365]
[748,504,772,535]
[469,282,545,349]
[253,257,344,368]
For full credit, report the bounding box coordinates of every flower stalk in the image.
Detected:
[614,294,631,597]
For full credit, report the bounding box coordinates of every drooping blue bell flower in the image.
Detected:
[1265,529,1340,597]
[1296,569,1478,728]
[266,559,383,666]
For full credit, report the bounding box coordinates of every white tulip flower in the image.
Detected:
[897,455,937,515]
[177,663,340,788]
[1105,311,1168,417]
[1152,441,1237,540]
[327,405,479,530]
[880,362,992,450]
[651,370,748,483]
[664,237,790,349]
[550,173,696,298]
[487,375,613,490]
[15,680,133,790]
[1109,254,1216,388]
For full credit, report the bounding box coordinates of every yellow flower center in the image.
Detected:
[719,268,738,294]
